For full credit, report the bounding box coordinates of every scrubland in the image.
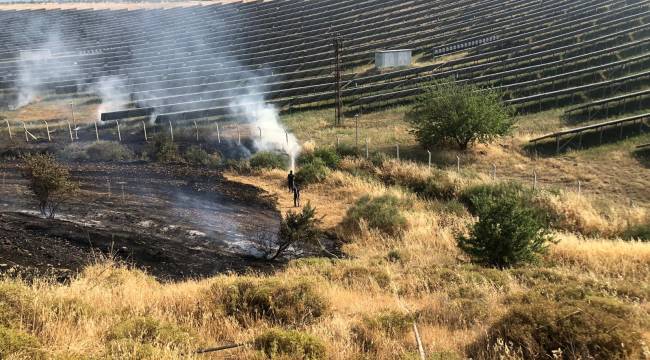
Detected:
[1,108,649,359]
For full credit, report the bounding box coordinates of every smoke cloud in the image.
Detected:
[91,76,129,123]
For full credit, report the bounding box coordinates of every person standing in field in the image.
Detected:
[287,170,295,192]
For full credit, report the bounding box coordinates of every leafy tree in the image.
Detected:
[269,203,322,260]
[22,153,78,218]
[407,81,514,150]
[457,189,554,268]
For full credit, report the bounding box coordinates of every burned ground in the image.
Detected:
[0,160,283,281]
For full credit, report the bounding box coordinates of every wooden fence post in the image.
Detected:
[142,121,148,142]
[169,120,174,142]
[115,120,121,142]
[67,120,74,142]
[94,120,100,141]
[43,121,51,142]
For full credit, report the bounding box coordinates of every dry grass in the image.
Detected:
[2,156,649,358]
[1,104,649,358]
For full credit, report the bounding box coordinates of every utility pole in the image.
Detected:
[333,34,343,127]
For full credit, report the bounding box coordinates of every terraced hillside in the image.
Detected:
[0,0,649,140]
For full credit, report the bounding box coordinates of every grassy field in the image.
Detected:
[0,104,648,359]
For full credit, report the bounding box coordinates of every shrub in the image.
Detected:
[268,203,322,260]
[217,278,328,326]
[144,136,181,163]
[412,173,460,201]
[457,187,554,268]
[335,143,359,158]
[469,296,645,359]
[460,182,554,225]
[85,141,134,162]
[341,195,408,237]
[106,317,192,346]
[224,159,251,174]
[352,310,413,352]
[250,151,287,170]
[299,147,340,169]
[184,146,220,167]
[336,264,391,290]
[295,158,330,185]
[254,328,326,360]
[622,221,650,241]
[0,326,44,359]
[22,153,78,218]
[407,81,514,150]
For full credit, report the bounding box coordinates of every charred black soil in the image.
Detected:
[0,160,283,281]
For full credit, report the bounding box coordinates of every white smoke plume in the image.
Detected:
[91,76,129,123]
[230,92,301,169]
[13,32,79,109]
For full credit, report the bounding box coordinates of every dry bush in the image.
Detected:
[59,141,134,162]
[351,310,413,353]
[340,194,408,237]
[470,294,646,359]
[213,277,328,326]
[254,328,326,360]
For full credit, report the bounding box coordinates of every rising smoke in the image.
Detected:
[4,6,301,163]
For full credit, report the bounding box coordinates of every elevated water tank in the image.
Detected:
[375,49,412,69]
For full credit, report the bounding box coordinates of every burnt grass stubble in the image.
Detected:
[0,142,320,282]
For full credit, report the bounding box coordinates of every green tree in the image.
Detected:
[407,81,514,150]
[269,203,322,260]
[457,190,554,268]
[22,153,78,218]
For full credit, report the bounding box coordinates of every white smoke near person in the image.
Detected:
[229,91,301,170]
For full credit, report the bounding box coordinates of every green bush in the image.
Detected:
[250,151,288,170]
[407,81,514,150]
[218,278,328,326]
[144,136,181,163]
[269,203,322,260]
[341,195,408,237]
[460,182,554,224]
[224,159,252,174]
[469,296,645,359]
[0,326,44,359]
[299,148,341,169]
[296,158,330,185]
[335,143,359,158]
[457,186,554,268]
[622,221,650,241]
[184,146,220,167]
[254,328,326,360]
[106,317,192,349]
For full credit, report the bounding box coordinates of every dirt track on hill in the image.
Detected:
[0,160,282,281]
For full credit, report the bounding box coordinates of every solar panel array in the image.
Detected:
[0,0,649,128]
